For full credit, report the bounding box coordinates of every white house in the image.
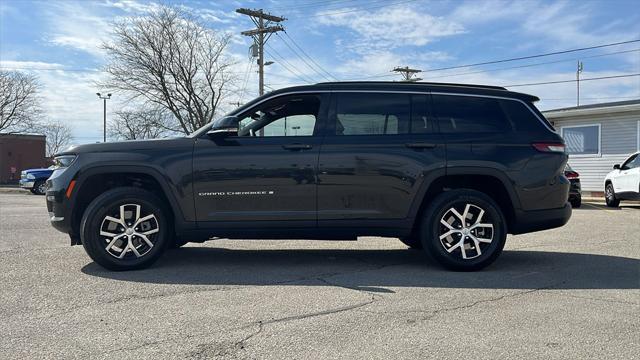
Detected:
[543,100,640,195]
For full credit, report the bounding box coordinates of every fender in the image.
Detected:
[71,164,194,231]
[406,166,522,222]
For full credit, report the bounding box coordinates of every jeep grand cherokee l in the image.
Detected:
[46,82,571,271]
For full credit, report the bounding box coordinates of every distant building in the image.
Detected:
[0,134,47,184]
[544,100,640,195]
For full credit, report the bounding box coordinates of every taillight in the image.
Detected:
[565,170,579,179]
[532,143,566,153]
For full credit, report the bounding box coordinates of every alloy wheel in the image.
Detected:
[99,203,160,259]
[438,203,494,260]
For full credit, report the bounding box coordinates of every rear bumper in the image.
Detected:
[510,202,572,235]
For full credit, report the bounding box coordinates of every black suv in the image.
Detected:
[46,82,571,271]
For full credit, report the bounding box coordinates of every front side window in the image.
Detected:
[433,95,510,133]
[622,154,639,170]
[561,125,600,155]
[237,95,320,137]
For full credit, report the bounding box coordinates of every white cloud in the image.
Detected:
[318,6,465,51]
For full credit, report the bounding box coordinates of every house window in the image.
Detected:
[561,124,600,155]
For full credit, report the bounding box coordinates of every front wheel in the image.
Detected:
[32,180,46,195]
[420,189,507,271]
[605,183,619,207]
[80,187,171,271]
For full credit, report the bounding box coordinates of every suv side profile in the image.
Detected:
[46,82,571,271]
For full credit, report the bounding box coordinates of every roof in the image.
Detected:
[0,133,46,140]
[543,99,640,118]
[232,81,540,115]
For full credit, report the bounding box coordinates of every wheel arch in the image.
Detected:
[410,168,520,234]
[69,165,186,242]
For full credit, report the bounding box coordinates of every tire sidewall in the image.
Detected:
[420,190,507,271]
[80,188,170,271]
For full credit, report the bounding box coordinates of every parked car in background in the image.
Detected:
[565,164,581,208]
[20,167,54,195]
[604,151,640,207]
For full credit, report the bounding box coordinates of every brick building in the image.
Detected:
[0,134,47,184]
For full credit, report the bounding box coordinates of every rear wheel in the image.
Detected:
[570,196,581,208]
[605,183,619,207]
[420,189,507,271]
[80,187,171,271]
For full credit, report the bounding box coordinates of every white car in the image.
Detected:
[604,151,640,207]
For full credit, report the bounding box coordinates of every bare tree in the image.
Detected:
[101,6,237,135]
[108,108,175,140]
[0,70,42,133]
[39,121,73,156]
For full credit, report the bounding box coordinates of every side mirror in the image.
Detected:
[613,164,620,170]
[207,116,239,138]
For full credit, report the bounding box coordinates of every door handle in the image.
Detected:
[405,142,437,149]
[282,144,312,150]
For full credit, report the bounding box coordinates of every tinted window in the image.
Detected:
[238,95,320,137]
[622,154,639,170]
[335,93,410,135]
[410,94,433,134]
[561,125,599,155]
[501,99,547,132]
[433,95,510,133]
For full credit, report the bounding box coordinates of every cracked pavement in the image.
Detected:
[0,193,638,359]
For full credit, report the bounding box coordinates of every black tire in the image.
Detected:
[570,196,581,208]
[605,183,619,207]
[80,187,171,271]
[33,180,46,195]
[420,189,507,271]
[398,236,423,249]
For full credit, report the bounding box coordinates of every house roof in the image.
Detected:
[543,99,640,118]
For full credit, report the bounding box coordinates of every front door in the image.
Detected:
[617,154,640,193]
[193,93,328,225]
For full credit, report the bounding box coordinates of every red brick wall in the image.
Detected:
[0,134,47,183]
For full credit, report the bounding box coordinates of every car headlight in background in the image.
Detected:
[26,173,35,180]
[53,155,77,169]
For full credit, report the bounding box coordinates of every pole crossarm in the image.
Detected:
[236,8,286,23]
[241,26,285,37]
[393,66,423,82]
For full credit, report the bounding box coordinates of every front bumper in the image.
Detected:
[510,202,572,235]
[19,180,35,189]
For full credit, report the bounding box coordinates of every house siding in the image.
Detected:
[546,111,639,192]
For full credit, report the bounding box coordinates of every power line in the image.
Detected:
[280,32,337,81]
[504,73,640,88]
[275,33,330,81]
[423,48,640,80]
[422,39,640,73]
[264,45,315,83]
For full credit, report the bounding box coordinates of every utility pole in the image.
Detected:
[393,66,422,82]
[96,93,111,142]
[576,61,584,106]
[236,8,285,97]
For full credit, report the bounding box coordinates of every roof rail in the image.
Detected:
[316,81,507,91]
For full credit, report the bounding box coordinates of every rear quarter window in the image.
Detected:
[432,95,511,133]
[500,99,552,132]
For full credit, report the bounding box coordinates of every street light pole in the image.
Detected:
[96,93,112,142]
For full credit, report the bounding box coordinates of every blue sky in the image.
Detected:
[1,0,639,143]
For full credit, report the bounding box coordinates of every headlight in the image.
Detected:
[27,173,35,180]
[53,155,77,169]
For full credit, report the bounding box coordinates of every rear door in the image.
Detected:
[317,91,445,226]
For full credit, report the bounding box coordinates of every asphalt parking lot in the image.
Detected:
[0,192,638,359]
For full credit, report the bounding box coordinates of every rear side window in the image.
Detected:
[433,95,510,133]
[333,93,434,135]
[500,99,550,132]
[335,93,410,135]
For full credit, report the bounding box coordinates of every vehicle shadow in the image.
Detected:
[82,248,640,290]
